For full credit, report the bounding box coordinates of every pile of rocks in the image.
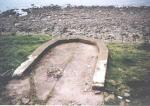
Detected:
[47,66,63,79]
[0,6,150,42]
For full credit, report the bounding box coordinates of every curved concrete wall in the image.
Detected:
[13,37,108,88]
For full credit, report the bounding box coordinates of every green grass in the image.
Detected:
[106,43,150,105]
[0,34,52,76]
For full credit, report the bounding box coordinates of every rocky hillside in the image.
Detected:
[0,6,150,42]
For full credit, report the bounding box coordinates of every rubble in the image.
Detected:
[104,94,115,102]
[124,92,130,97]
[117,96,123,100]
[0,6,150,42]
[47,66,63,79]
[125,99,131,103]
[94,90,102,94]
[21,97,30,104]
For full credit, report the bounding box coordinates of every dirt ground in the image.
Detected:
[4,42,104,105]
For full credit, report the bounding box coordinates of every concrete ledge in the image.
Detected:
[12,36,108,89]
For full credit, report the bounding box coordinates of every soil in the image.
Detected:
[4,42,104,105]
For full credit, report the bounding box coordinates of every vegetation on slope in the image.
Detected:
[0,34,52,77]
[106,43,150,105]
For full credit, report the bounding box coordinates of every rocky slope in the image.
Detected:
[0,6,150,42]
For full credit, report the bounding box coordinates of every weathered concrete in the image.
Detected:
[13,37,108,89]
[3,37,109,105]
[92,41,108,88]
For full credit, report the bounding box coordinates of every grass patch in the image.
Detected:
[0,34,52,76]
[106,43,150,105]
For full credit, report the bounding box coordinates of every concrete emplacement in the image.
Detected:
[8,37,108,105]
[13,37,108,88]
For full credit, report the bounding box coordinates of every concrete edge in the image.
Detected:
[12,36,108,89]
[92,41,109,89]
